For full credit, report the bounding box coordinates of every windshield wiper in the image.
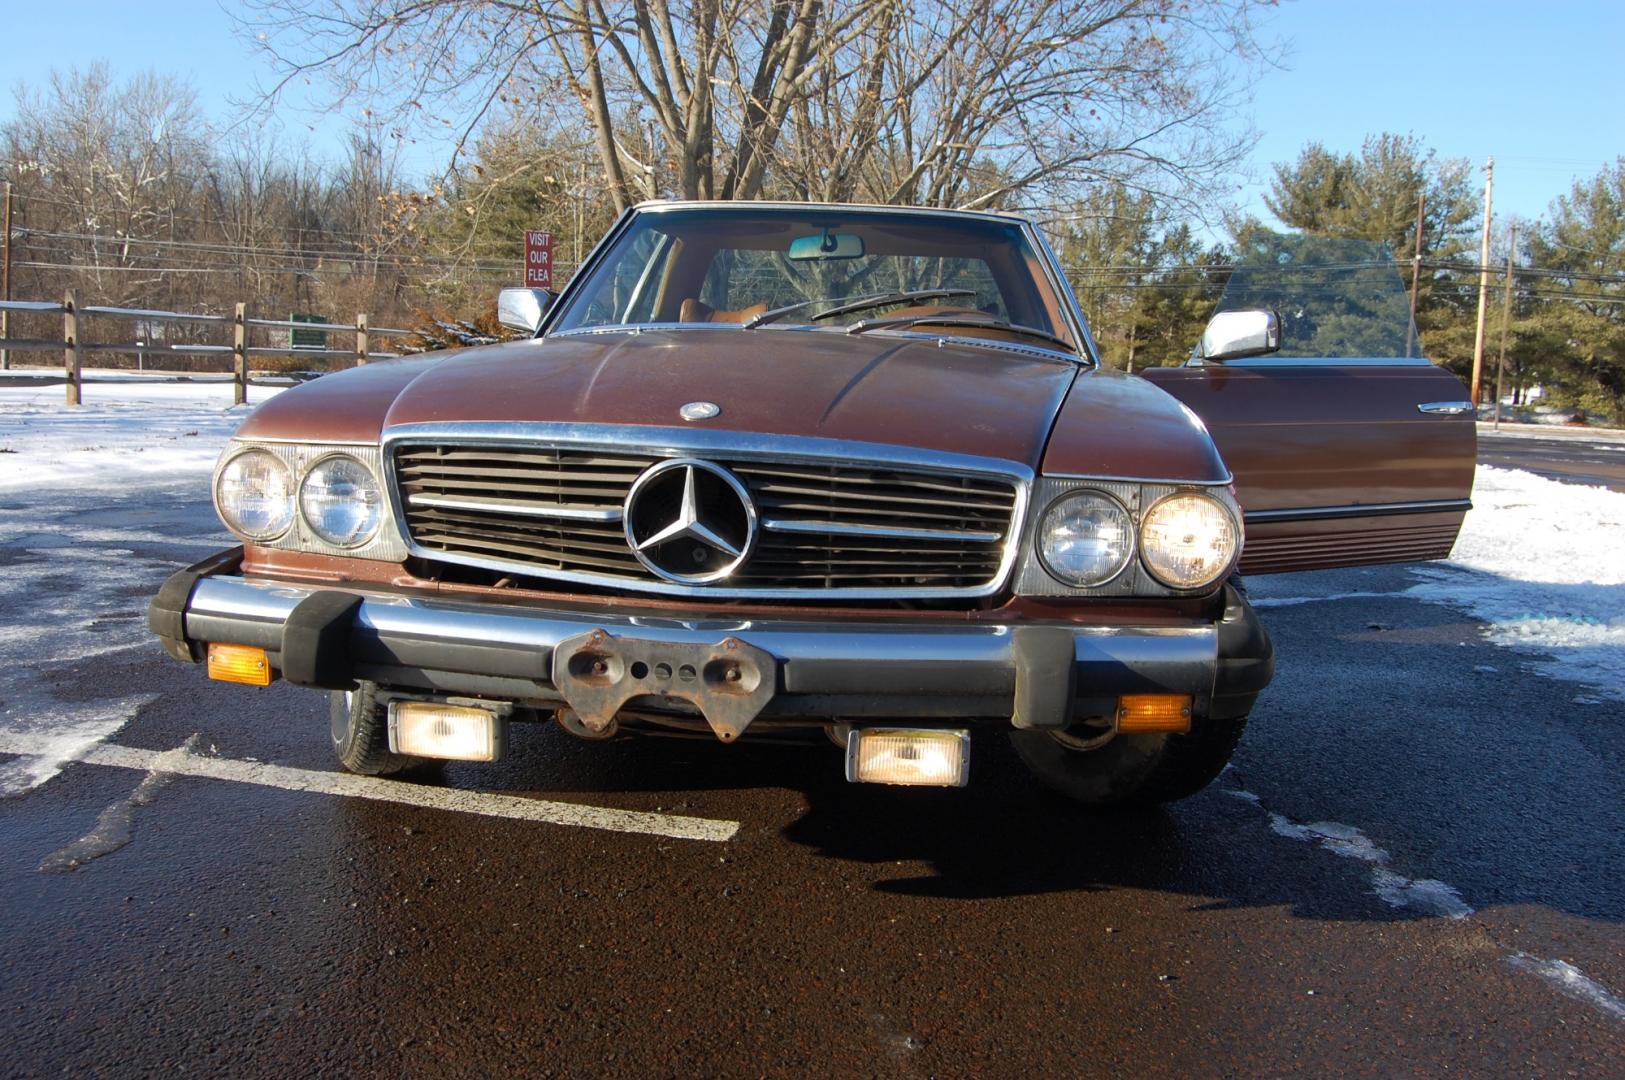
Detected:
[809,288,977,322]
[739,287,978,329]
[740,291,890,329]
[845,314,1077,355]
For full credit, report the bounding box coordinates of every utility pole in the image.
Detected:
[1494,224,1516,431]
[1470,157,1494,406]
[2,180,13,371]
[1405,191,1425,358]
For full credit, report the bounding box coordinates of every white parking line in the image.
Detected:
[0,730,739,843]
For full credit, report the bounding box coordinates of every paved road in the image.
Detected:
[1479,429,1625,492]
[1,479,1621,1077]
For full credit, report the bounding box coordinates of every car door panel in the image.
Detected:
[1139,360,1476,575]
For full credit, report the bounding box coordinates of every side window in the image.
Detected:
[575,229,673,325]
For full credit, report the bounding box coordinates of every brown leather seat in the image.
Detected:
[679,298,770,323]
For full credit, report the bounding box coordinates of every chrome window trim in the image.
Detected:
[1027,222,1099,368]
[382,422,1032,601]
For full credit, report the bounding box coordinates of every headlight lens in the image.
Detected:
[1038,491,1135,586]
[299,454,383,547]
[216,449,294,541]
[1140,492,1238,590]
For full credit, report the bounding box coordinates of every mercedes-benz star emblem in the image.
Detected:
[679,401,721,421]
[623,459,756,584]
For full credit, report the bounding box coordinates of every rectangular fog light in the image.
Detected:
[1116,694,1193,733]
[388,701,504,762]
[845,728,969,787]
[207,643,274,687]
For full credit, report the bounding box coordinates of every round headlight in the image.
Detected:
[299,455,383,547]
[1038,491,1135,587]
[215,448,294,541]
[1139,492,1238,590]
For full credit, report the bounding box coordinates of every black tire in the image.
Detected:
[1011,713,1248,806]
[329,682,434,777]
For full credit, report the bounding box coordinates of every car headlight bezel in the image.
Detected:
[1013,476,1242,598]
[1137,490,1241,592]
[298,452,385,548]
[214,447,296,542]
[210,440,408,562]
[1036,489,1137,588]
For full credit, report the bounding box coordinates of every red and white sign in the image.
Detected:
[524,230,553,288]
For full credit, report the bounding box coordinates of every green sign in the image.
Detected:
[291,313,327,350]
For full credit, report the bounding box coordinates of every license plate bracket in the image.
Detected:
[550,630,777,742]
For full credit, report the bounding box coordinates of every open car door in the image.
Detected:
[1138,236,1476,575]
[1141,355,1476,574]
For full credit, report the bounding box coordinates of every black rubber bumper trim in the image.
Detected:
[147,547,245,663]
[1010,625,1079,730]
[1213,582,1275,708]
[281,592,366,691]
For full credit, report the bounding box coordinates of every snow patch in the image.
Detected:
[1230,790,1474,919]
[1508,953,1625,1023]
[1405,466,1625,703]
[1250,591,1396,609]
[0,381,257,793]
[0,373,277,491]
[38,734,200,871]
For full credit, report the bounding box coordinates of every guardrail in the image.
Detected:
[0,291,414,405]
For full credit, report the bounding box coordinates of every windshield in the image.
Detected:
[1216,233,1416,357]
[551,206,1077,348]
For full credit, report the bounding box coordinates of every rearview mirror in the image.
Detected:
[788,231,865,261]
[496,287,557,335]
[1199,308,1280,362]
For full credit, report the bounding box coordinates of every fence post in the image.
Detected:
[233,302,248,406]
[355,312,369,366]
[63,288,82,406]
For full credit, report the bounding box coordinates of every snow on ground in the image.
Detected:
[1408,466,1625,704]
[0,376,278,795]
[0,372,278,490]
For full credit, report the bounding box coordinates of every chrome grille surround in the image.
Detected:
[383,423,1032,600]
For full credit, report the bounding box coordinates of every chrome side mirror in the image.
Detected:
[1199,308,1280,362]
[496,287,557,336]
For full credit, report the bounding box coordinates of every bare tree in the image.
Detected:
[238,0,1274,214]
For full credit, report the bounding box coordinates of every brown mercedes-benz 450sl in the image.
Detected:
[149,202,1476,802]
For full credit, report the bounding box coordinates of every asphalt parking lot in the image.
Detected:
[1,443,1621,1077]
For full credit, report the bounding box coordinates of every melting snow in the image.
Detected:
[1408,466,1625,703]
[0,375,275,794]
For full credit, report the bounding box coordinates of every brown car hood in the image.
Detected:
[373,328,1078,467]
[235,330,1233,481]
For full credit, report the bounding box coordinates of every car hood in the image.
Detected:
[375,328,1078,467]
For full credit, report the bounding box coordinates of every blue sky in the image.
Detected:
[1,0,1619,228]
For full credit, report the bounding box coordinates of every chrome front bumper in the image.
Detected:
[151,551,1271,730]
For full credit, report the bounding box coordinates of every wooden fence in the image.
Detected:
[0,291,414,405]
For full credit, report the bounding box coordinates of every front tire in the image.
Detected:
[329,681,433,776]
[1011,713,1248,806]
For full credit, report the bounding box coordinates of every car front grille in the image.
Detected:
[392,442,1023,597]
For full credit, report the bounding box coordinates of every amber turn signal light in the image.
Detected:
[207,643,274,687]
[1116,694,1192,733]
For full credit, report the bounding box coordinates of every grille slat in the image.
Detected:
[395,443,1019,596]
